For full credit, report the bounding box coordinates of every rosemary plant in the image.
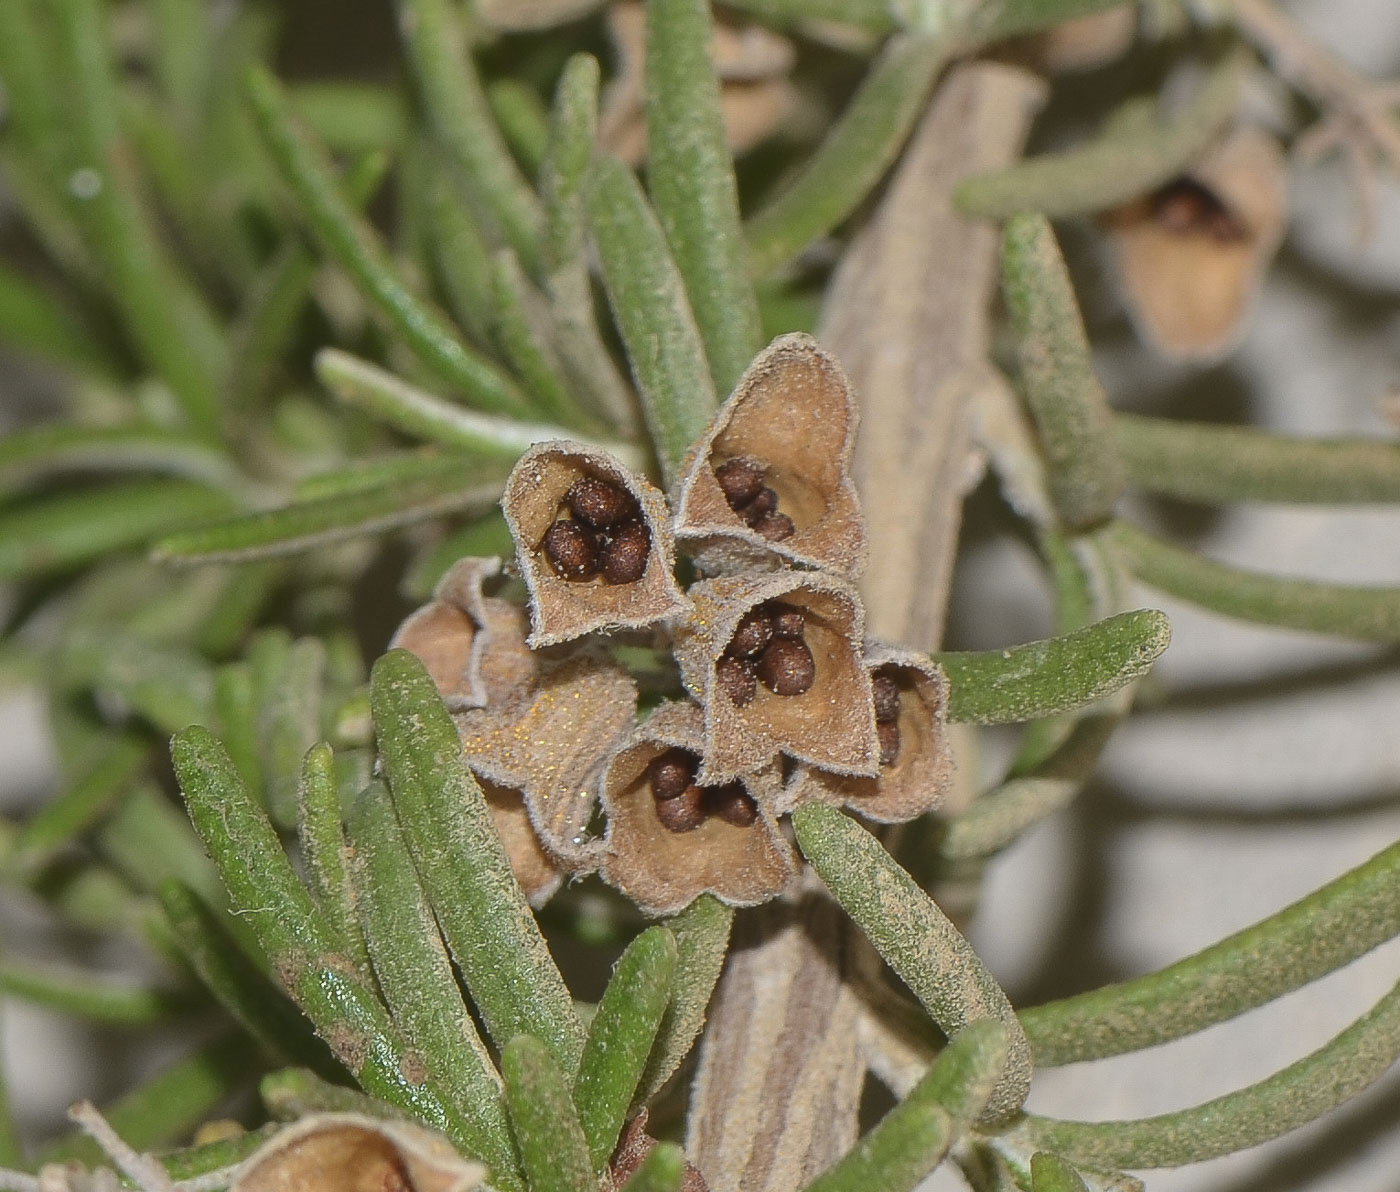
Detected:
[0,1,1398,1191]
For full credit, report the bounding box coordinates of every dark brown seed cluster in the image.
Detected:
[714,456,795,542]
[542,475,652,585]
[871,669,901,767]
[715,601,815,706]
[1150,179,1246,243]
[646,747,759,833]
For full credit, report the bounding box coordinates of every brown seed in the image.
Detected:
[654,784,707,833]
[715,654,757,706]
[726,605,774,658]
[1150,178,1246,243]
[714,457,766,508]
[738,486,778,526]
[542,519,599,580]
[648,747,698,801]
[752,511,795,541]
[756,637,815,696]
[706,782,758,827]
[769,604,805,639]
[871,672,901,723]
[599,519,651,585]
[877,719,901,768]
[566,474,637,528]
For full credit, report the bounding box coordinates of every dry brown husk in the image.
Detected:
[672,572,878,783]
[673,333,867,577]
[231,1114,485,1192]
[389,556,535,711]
[598,701,794,917]
[482,779,563,905]
[1103,125,1287,362]
[455,646,637,866]
[782,644,953,824]
[502,442,687,647]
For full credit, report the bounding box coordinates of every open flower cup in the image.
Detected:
[390,334,954,916]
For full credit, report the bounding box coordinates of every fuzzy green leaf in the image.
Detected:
[793,804,1031,1122]
[0,957,193,1026]
[618,1144,687,1192]
[487,79,551,179]
[249,634,325,829]
[0,423,241,495]
[1030,1152,1091,1192]
[260,1067,403,1122]
[543,55,600,282]
[422,159,496,346]
[503,1036,595,1192]
[292,82,408,153]
[369,649,585,1075]
[574,926,678,1171]
[935,609,1170,724]
[296,743,370,970]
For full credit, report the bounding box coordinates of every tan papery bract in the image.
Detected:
[599,701,794,917]
[672,573,878,783]
[482,779,563,905]
[782,643,954,824]
[502,442,687,648]
[231,1114,486,1192]
[1103,125,1287,362]
[673,334,867,577]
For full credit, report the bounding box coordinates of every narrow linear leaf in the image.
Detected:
[159,881,342,1078]
[171,727,477,1141]
[244,66,535,418]
[149,0,213,113]
[793,804,1031,1122]
[159,1126,279,1184]
[0,957,193,1026]
[913,1019,1011,1133]
[292,82,408,153]
[956,49,1245,217]
[637,894,734,1104]
[343,780,520,1188]
[253,635,325,830]
[0,263,114,374]
[618,1143,687,1192]
[935,609,1171,724]
[744,35,949,278]
[803,1101,951,1192]
[1110,520,1400,642]
[422,155,496,346]
[1021,835,1400,1065]
[1021,969,1400,1167]
[1001,214,1123,527]
[588,156,716,483]
[297,743,369,971]
[369,650,585,1075]
[487,78,551,179]
[1030,1152,1091,1192]
[574,927,678,1171]
[645,0,762,396]
[97,785,224,911]
[261,1068,404,1122]
[1115,413,1400,505]
[293,451,492,503]
[543,55,600,282]
[502,1036,594,1192]
[59,626,214,736]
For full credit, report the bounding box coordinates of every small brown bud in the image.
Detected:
[599,519,651,585]
[567,474,639,528]
[706,782,758,827]
[725,606,774,658]
[769,604,805,639]
[752,511,795,541]
[877,720,901,768]
[648,747,698,801]
[715,654,757,706]
[542,520,600,580]
[714,457,766,508]
[655,785,707,833]
[756,637,815,696]
[871,672,901,722]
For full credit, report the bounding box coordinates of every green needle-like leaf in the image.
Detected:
[296,743,369,969]
[1021,834,1400,1065]
[502,1036,595,1192]
[794,804,1031,1122]
[260,1067,403,1122]
[956,49,1245,218]
[637,894,734,1105]
[618,1144,687,1192]
[588,156,717,483]
[803,1083,951,1191]
[542,55,599,284]
[1115,413,1400,504]
[244,66,535,418]
[369,649,585,1075]
[744,35,948,278]
[0,957,193,1026]
[574,926,678,1171]
[0,423,242,495]
[159,1127,280,1184]
[1111,520,1400,641]
[1021,968,1400,1166]
[344,780,521,1189]
[0,263,115,375]
[935,609,1170,724]
[171,726,476,1141]
[423,159,496,346]
[292,82,408,154]
[1030,1152,1090,1192]
[97,784,224,909]
[915,1019,1011,1134]
[487,79,551,179]
[1001,214,1124,528]
[645,0,762,396]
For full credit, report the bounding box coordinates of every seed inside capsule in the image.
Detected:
[707,782,758,827]
[654,785,707,833]
[715,654,757,706]
[876,720,901,767]
[545,475,651,585]
[753,512,795,541]
[714,458,794,542]
[727,606,774,658]
[599,519,651,584]
[647,747,696,801]
[871,672,901,723]
[769,604,805,639]
[542,520,599,580]
[756,636,816,697]
[1150,178,1246,243]
[566,474,638,528]
[714,457,766,507]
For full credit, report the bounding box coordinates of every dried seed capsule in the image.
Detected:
[871,672,901,723]
[738,486,778,526]
[714,456,766,508]
[725,605,774,658]
[599,519,651,585]
[654,784,707,833]
[715,654,757,706]
[567,474,639,528]
[877,720,901,768]
[752,512,795,541]
[542,520,600,580]
[648,747,698,801]
[756,637,815,696]
[769,604,805,639]
[707,782,758,827]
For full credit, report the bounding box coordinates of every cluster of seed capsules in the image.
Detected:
[391,335,952,916]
